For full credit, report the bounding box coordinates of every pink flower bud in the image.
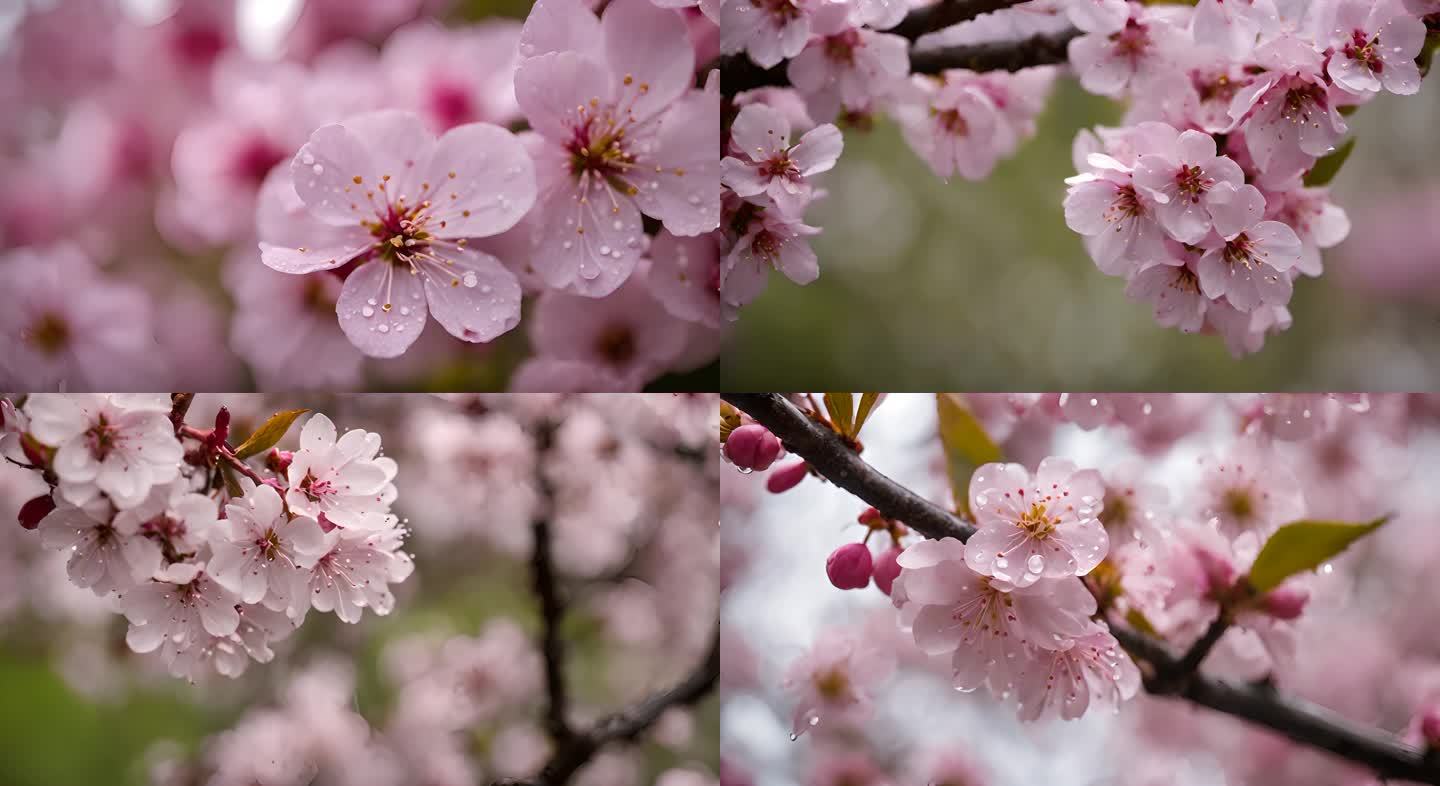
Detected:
[724,424,782,471]
[1420,706,1440,748]
[18,494,54,530]
[872,546,903,596]
[857,506,885,526]
[766,460,808,493]
[1193,546,1237,595]
[827,542,873,590]
[266,448,293,474]
[211,406,231,446]
[1261,585,1310,620]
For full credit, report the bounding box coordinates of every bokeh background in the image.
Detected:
[0,393,719,786]
[723,75,1440,389]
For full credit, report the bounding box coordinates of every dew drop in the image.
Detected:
[599,244,612,255]
[612,220,624,230]
[1027,554,1045,574]
[361,306,375,318]
[462,271,479,287]
[313,164,324,175]
[377,324,390,334]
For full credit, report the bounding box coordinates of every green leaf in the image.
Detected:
[935,394,1003,517]
[854,393,883,434]
[233,409,309,460]
[1303,137,1356,187]
[219,464,244,499]
[823,393,855,436]
[1247,516,1389,592]
[1125,608,1161,638]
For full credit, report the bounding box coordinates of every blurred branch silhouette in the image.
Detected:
[495,421,720,786]
[722,392,1440,785]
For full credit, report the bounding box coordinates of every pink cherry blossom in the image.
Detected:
[1325,0,1425,97]
[721,200,821,307]
[24,394,183,510]
[0,245,161,391]
[1013,625,1140,721]
[894,73,1002,181]
[37,500,163,596]
[1195,438,1305,538]
[1065,0,1131,34]
[1063,167,1168,277]
[380,20,523,132]
[785,8,909,121]
[298,525,414,623]
[1191,0,1278,58]
[721,103,843,216]
[720,0,817,68]
[1131,125,1247,244]
[1227,42,1347,180]
[285,413,399,532]
[1126,260,1208,334]
[1195,183,1302,312]
[516,0,719,296]
[645,230,723,328]
[258,109,535,357]
[782,626,894,738]
[1264,187,1349,277]
[517,274,694,391]
[119,562,242,667]
[965,458,1110,586]
[896,537,1097,695]
[1068,9,1186,98]
[209,482,329,609]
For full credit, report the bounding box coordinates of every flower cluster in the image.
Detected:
[718,0,1067,310]
[722,392,1429,781]
[2,394,411,681]
[1062,0,1432,354]
[1,0,720,391]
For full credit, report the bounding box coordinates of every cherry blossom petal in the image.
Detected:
[421,122,537,238]
[601,0,693,122]
[336,261,429,358]
[632,86,721,237]
[419,247,522,343]
[513,51,613,142]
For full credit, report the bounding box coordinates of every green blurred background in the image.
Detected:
[722,77,1440,390]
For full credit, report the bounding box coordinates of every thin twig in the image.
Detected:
[722,393,1440,785]
[493,630,720,786]
[532,516,574,743]
[891,0,1033,41]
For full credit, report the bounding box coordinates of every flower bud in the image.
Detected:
[266,448,293,474]
[1261,585,1310,620]
[1420,706,1440,748]
[826,542,873,590]
[872,546,903,596]
[1193,546,1237,596]
[18,494,55,530]
[857,506,885,527]
[724,424,782,471]
[766,460,808,493]
[211,407,231,446]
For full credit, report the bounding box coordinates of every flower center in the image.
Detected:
[824,30,862,65]
[1194,70,1239,104]
[1343,30,1383,73]
[1111,19,1149,59]
[257,527,282,560]
[1222,233,1263,269]
[1106,184,1144,223]
[933,107,969,137]
[1018,502,1059,539]
[813,667,851,701]
[1223,487,1255,522]
[753,0,802,23]
[568,110,639,189]
[426,81,475,130]
[84,417,121,461]
[1175,164,1212,202]
[594,324,637,367]
[760,152,800,182]
[1282,83,1326,122]
[26,312,70,354]
[300,471,335,502]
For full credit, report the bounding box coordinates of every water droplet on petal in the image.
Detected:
[1027,554,1045,574]
[361,306,375,317]
[462,271,478,287]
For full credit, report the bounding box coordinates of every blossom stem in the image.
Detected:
[722,392,1440,785]
[178,425,267,487]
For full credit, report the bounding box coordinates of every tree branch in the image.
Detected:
[891,0,1033,42]
[722,393,1440,785]
[719,27,1078,97]
[494,629,720,786]
[532,516,574,744]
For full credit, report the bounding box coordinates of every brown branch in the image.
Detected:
[719,28,1078,97]
[891,0,1034,41]
[532,516,574,744]
[722,393,1440,785]
[493,629,720,786]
